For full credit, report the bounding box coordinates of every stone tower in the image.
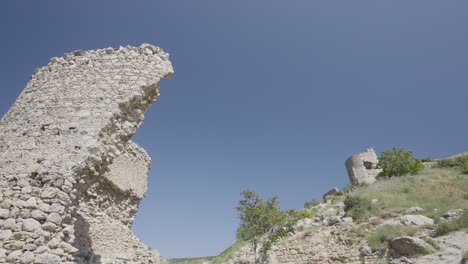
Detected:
[345,148,381,185]
[0,44,173,263]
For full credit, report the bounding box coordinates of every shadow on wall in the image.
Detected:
[73,213,102,264]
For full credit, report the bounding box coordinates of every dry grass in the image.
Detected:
[435,210,468,236]
[210,240,247,264]
[367,224,418,250]
[349,167,468,220]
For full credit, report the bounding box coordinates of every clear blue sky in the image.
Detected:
[1,1,467,258]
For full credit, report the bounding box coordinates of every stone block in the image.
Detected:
[345,148,381,185]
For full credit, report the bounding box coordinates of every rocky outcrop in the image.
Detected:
[322,187,339,202]
[216,154,466,264]
[223,201,364,264]
[0,44,173,263]
[400,215,434,226]
[390,236,434,256]
[414,231,468,264]
[345,148,381,185]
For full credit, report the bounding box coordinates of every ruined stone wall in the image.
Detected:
[0,44,173,263]
[345,148,381,185]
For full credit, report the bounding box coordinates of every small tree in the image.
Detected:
[378,148,423,177]
[235,190,293,263]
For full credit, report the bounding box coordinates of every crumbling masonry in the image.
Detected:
[0,44,173,263]
[345,148,381,185]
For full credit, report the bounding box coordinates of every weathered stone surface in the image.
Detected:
[31,210,47,220]
[322,187,340,201]
[341,216,353,225]
[0,44,173,263]
[0,209,9,219]
[378,218,403,227]
[0,230,12,241]
[345,148,381,185]
[21,251,35,264]
[406,207,424,214]
[400,215,434,226]
[323,215,342,226]
[24,197,38,208]
[319,207,338,219]
[34,252,61,264]
[46,212,62,224]
[6,250,23,262]
[22,218,42,232]
[390,236,434,256]
[103,142,151,199]
[360,244,373,256]
[414,231,468,264]
[442,209,464,219]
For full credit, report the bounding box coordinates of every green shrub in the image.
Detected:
[403,186,412,194]
[235,190,294,262]
[435,210,468,236]
[367,225,418,250]
[422,237,440,250]
[436,154,468,174]
[435,222,452,236]
[344,196,373,221]
[461,162,468,174]
[378,148,424,177]
[419,157,433,162]
[287,208,314,222]
[436,158,457,168]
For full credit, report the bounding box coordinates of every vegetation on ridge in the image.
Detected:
[367,224,418,250]
[377,147,424,177]
[235,190,295,263]
[435,152,468,174]
[345,156,468,222]
[210,241,247,264]
[169,150,468,263]
[435,210,468,236]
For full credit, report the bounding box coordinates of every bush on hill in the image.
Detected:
[435,210,468,236]
[344,196,375,221]
[367,224,418,250]
[378,148,424,177]
[345,167,468,221]
[235,190,294,263]
[436,153,468,174]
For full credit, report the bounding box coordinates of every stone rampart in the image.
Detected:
[0,44,173,263]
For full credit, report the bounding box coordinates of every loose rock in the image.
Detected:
[391,236,434,256]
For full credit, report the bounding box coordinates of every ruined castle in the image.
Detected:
[0,44,173,263]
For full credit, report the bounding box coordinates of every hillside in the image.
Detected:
[168,154,468,264]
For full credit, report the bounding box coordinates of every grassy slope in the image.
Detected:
[169,156,468,263]
[349,166,468,220]
[210,240,247,264]
[346,163,468,251]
